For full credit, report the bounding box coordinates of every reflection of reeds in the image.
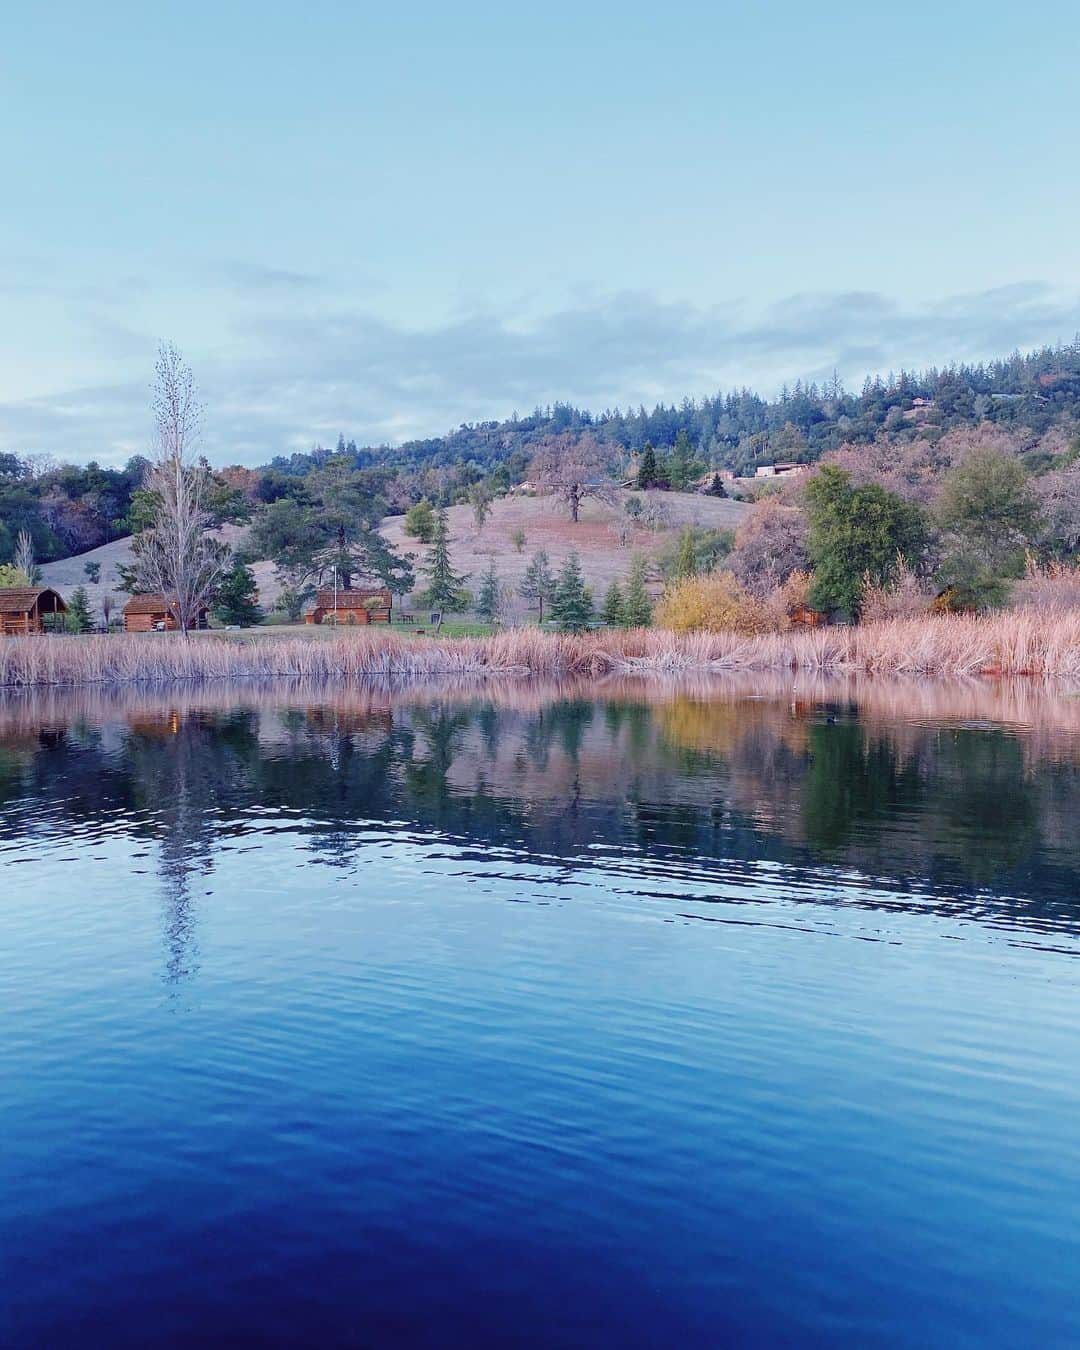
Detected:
[4,611,1080,688]
[2,669,1080,761]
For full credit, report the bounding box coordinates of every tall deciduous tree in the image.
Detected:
[935,447,1042,607]
[529,434,615,523]
[14,529,39,583]
[130,344,230,633]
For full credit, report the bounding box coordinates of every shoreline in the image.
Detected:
[2,610,1080,688]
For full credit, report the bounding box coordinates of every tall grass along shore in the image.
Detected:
[2,609,1080,687]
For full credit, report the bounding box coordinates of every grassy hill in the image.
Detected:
[384,490,747,617]
[40,490,747,622]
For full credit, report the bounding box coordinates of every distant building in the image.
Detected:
[306,588,392,625]
[0,586,67,636]
[754,462,808,479]
[123,595,209,632]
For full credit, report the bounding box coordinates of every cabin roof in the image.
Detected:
[313,588,391,609]
[123,594,174,614]
[0,586,66,613]
[122,593,209,615]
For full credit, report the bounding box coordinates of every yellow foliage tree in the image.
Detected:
[655,568,815,635]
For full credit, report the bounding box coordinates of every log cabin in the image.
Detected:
[0,586,68,635]
[306,588,392,625]
[122,595,209,632]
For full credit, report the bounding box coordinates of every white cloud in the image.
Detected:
[1,282,1078,466]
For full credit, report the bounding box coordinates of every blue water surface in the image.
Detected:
[2,679,1079,1346]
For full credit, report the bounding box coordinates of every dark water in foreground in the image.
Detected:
[2,675,1080,1347]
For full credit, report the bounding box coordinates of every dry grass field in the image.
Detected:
[382,489,748,613]
[39,490,748,621]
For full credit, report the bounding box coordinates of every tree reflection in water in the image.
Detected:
[2,673,1080,976]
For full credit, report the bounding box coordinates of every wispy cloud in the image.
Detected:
[1,283,1078,466]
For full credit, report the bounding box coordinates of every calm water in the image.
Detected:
[3,674,1080,1347]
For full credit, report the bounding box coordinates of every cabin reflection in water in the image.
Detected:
[1,676,1080,972]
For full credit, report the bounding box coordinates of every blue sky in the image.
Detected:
[2,1,1079,465]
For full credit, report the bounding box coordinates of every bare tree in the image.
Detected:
[13,529,39,583]
[529,433,617,523]
[101,591,116,631]
[727,499,810,598]
[131,344,229,633]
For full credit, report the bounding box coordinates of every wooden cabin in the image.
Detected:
[306,588,392,626]
[0,586,67,635]
[122,594,209,632]
[788,603,827,628]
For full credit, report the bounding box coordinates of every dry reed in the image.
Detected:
[2,608,1080,687]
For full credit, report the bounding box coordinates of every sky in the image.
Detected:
[2,0,1079,466]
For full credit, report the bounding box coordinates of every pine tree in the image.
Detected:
[67,585,94,633]
[601,579,625,626]
[667,430,698,491]
[622,555,652,627]
[637,442,659,490]
[213,558,262,626]
[518,550,556,623]
[476,558,501,622]
[420,508,467,612]
[550,552,593,632]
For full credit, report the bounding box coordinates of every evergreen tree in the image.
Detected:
[622,554,653,627]
[420,507,467,612]
[601,579,625,626]
[806,465,927,617]
[476,558,501,622]
[667,430,698,490]
[67,585,93,633]
[637,442,659,490]
[549,552,593,632]
[213,558,262,626]
[83,561,101,584]
[518,550,556,622]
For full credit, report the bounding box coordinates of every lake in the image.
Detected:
[2,674,1080,1347]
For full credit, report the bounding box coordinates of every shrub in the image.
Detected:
[655,571,754,634]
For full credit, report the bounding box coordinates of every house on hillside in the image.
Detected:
[754,462,808,480]
[123,595,209,632]
[306,588,392,625]
[0,586,67,635]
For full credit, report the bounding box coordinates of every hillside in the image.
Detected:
[39,525,281,617]
[383,490,748,616]
[41,490,747,620]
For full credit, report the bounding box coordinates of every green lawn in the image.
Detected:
[199,619,502,641]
